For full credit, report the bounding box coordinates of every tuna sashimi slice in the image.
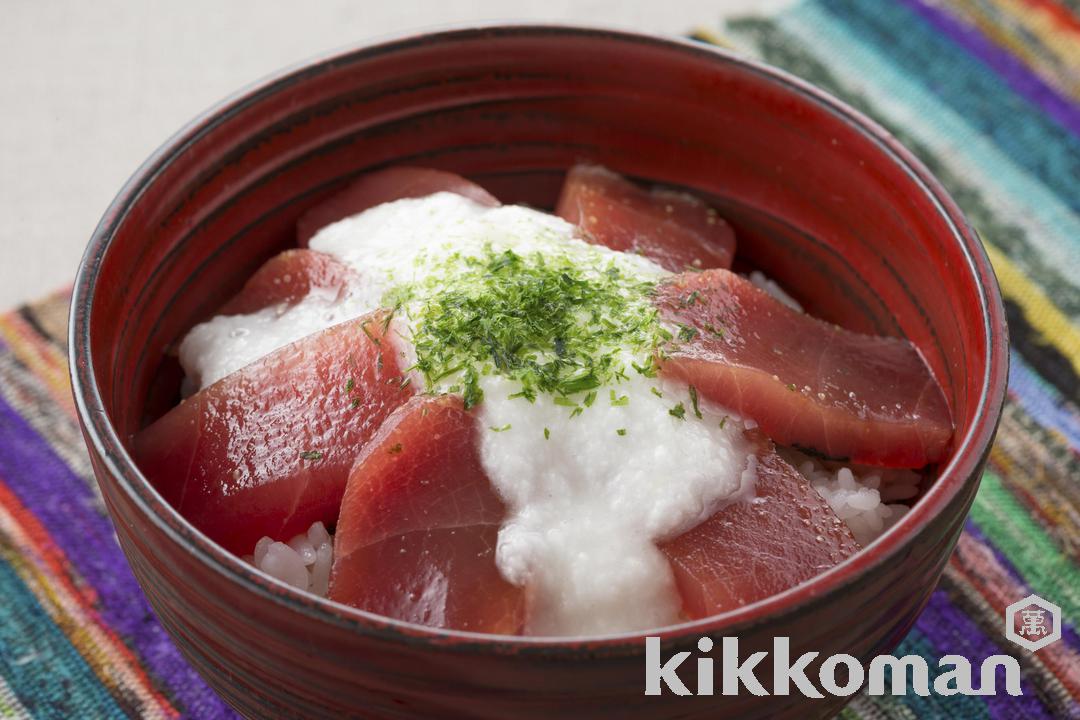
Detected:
[297,167,500,245]
[555,164,736,272]
[654,268,953,467]
[660,432,860,619]
[134,312,414,554]
[219,249,358,316]
[329,395,525,635]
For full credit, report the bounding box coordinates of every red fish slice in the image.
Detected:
[297,167,500,246]
[654,268,953,467]
[555,164,736,272]
[330,394,525,635]
[219,249,358,316]
[660,432,860,619]
[134,312,414,554]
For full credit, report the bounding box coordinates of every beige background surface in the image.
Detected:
[0,0,787,309]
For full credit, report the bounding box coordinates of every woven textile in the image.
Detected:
[0,1,1077,717]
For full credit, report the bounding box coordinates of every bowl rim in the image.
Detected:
[69,22,1008,654]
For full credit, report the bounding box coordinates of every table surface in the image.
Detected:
[0,0,784,310]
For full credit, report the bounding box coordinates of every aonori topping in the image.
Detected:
[386,244,667,411]
[653,268,953,467]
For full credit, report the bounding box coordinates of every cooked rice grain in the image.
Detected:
[245,521,333,596]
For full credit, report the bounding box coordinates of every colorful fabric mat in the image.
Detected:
[0,1,1076,717]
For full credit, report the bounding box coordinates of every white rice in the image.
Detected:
[779,448,920,546]
[244,521,333,596]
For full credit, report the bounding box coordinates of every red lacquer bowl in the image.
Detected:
[70,25,1007,719]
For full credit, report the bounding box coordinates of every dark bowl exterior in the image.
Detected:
[70,26,1007,719]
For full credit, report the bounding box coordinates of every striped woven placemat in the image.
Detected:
[0,1,1077,717]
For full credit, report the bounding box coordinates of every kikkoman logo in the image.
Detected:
[645,594,1061,698]
[644,637,1022,697]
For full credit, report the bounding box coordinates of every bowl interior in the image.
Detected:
[75,26,1003,639]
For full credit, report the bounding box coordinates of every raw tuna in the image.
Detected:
[329,395,525,635]
[653,268,953,467]
[555,164,736,272]
[133,312,414,554]
[660,432,860,619]
[219,249,358,315]
[297,167,500,245]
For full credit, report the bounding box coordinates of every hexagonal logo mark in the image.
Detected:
[1005,594,1061,652]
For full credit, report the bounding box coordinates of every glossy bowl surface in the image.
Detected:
[70,24,1007,720]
